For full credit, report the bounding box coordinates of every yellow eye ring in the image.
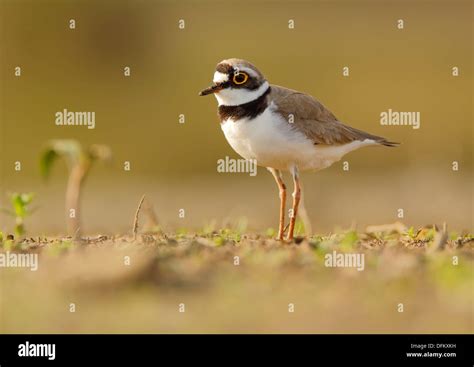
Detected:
[233,72,248,85]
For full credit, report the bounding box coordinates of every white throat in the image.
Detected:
[215,81,270,106]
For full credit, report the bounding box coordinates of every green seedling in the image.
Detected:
[40,140,111,236]
[1,193,35,238]
[294,219,305,236]
[265,227,276,238]
[340,230,359,251]
[406,226,417,239]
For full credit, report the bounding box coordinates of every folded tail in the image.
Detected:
[378,139,400,147]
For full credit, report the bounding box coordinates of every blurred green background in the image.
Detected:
[0,0,472,234]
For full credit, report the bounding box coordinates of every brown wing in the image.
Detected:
[270,85,397,146]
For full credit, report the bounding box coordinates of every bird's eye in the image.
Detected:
[233,72,248,85]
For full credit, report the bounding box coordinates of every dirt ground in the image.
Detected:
[0,225,472,334]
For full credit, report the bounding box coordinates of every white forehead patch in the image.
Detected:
[213,71,229,84]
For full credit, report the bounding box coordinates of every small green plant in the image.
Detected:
[1,193,35,238]
[213,236,225,246]
[294,219,305,236]
[265,227,276,238]
[406,226,417,239]
[218,228,241,242]
[40,140,111,236]
[340,230,359,251]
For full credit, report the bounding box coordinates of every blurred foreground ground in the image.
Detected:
[0,226,472,333]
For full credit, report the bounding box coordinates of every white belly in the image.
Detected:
[220,104,377,171]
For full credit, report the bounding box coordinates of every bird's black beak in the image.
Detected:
[199,82,226,96]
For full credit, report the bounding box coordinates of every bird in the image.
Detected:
[199,58,398,241]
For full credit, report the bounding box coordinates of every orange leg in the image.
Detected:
[268,168,286,240]
[287,166,301,241]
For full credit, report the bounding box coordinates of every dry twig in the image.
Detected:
[133,194,146,241]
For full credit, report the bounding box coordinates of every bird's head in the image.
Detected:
[199,58,269,106]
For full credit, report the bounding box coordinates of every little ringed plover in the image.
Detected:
[199,58,398,241]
